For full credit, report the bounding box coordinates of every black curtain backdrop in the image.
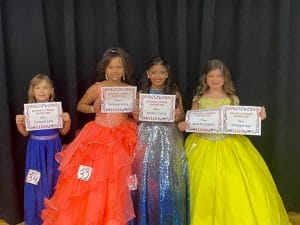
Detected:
[0,0,299,223]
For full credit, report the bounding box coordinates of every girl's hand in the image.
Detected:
[16,114,28,136]
[15,115,25,125]
[93,97,101,113]
[132,105,139,121]
[61,112,71,122]
[178,121,188,132]
[59,112,71,135]
[258,106,267,120]
[174,108,182,122]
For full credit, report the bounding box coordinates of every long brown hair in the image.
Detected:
[195,59,236,103]
[139,56,178,94]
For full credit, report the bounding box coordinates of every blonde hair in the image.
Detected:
[195,59,237,104]
[27,74,55,103]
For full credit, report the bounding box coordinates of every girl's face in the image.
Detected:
[105,56,125,82]
[33,80,53,102]
[147,64,168,90]
[206,69,224,90]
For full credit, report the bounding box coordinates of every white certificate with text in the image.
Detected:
[100,86,137,113]
[139,94,176,122]
[24,102,63,131]
[185,108,223,133]
[185,105,261,135]
[222,106,261,135]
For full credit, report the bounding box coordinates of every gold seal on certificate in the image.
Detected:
[186,105,261,135]
[139,94,176,122]
[100,86,137,113]
[24,102,63,131]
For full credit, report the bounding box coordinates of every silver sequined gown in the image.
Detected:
[130,97,188,225]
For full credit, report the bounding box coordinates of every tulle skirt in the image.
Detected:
[42,120,137,225]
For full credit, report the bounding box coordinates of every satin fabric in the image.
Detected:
[186,97,291,225]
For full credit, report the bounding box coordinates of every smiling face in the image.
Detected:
[147,64,168,90]
[206,69,225,91]
[105,56,125,82]
[33,80,53,102]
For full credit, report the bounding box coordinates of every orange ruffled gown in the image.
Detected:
[41,112,137,225]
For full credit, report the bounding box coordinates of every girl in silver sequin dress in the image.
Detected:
[131,57,189,225]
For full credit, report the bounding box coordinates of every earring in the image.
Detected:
[147,75,150,79]
[122,74,125,81]
[105,74,109,80]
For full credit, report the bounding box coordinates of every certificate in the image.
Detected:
[24,102,63,131]
[139,94,176,122]
[100,86,137,113]
[185,105,261,136]
[223,106,261,135]
[185,108,223,133]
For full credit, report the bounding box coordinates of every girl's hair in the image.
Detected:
[27,74,55,103]
[139,56,178,94]
[95,47,134,85]
[195,59,236,102]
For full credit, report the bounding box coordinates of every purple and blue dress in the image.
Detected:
[130,90,189,225]
[24,129,61,225]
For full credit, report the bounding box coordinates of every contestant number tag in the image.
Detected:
[25,169,41,185]
[77,165,92,181]
[128,174,138,190]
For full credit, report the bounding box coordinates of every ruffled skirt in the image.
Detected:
[42,120,137,225]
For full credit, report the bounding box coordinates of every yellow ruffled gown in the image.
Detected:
[185,97,291,225]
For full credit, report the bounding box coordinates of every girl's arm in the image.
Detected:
[132,97,140,122]
[258,106,267,120]
[174,91,185,122]
[77,83,99,113]
[15,114,29,136]
[178,99,199,131]
[59,112,71,135]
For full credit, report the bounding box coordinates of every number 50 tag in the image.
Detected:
[77,165,92,181]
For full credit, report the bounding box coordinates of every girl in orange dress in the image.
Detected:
[42,47,137,225]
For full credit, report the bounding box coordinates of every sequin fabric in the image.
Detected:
[30,132,59,140]
[195,96,233,141]
[95,112,128,127]
[130,91,189,225]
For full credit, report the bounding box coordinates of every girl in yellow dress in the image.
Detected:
[178,59,291,225]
